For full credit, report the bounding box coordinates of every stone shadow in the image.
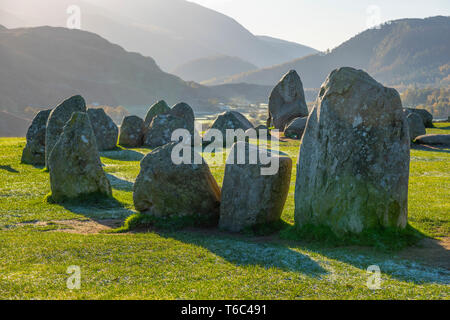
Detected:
[154,230,328,277]
[106,173,134,192]
[411,144,450,154]
[100,149,145,162]
[0,165,19,173]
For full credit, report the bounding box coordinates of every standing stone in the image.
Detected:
[219,142,292,232]
[118,116,145,147]
[406,113,426,141]
[170,102,195,133]
[143,103,196,148]
[144,100,170,128]
[87,108,119,151]
[45,95,87,167]
[295,67,410,235]
[143,114,191,148]
[206,111,254,145]
[284,117,308,139]
[268,70,309,130]
[133,142,221,221]
[21,109,51,165]
[48,112,112,202]
[405,108,434,128]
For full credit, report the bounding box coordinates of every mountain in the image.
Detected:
[0,0,317,71]
[172,56,258,83]
[0,25,222,115]
[0,111,30,137]
[257,35,318,60]
[217,16,450,88]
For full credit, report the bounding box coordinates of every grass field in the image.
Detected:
[0,124,449,299]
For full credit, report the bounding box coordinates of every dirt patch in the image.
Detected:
[398,237,450,270]
[18,219,124,234]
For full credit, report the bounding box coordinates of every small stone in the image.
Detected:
[87,108,119,151]
[21,109,51,165]
[284,117,308,139]
[118,116,145,147]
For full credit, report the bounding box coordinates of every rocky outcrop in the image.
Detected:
[267,70,309,130]
[48,112,111,202]
[295,67,410,235]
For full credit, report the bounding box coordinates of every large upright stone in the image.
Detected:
[268,70,309,130]
[295,67,410,235]
[48,112,112,202]
[406,113,426,141]
[133,142,221,220]
[219,142,292,232]
[21,109,51,165]
[45,95,86,167]
[144,100,170,128]
[87,108,119,151]
[118,116,145,147]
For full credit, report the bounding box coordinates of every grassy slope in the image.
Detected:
[0,124,449,299]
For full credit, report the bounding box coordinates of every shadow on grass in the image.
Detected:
[106,173,134,192]
[100,149,145,161]
[280,224,450,285]
[46,193,134,227]
[115,214,327,277]
[0,165,19,173]
[411,144,450,154]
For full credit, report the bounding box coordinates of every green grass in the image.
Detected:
[0,125,449,299]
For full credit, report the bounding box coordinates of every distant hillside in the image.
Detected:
[256,35,318,60]
[219,16,450,88]
[172,56,258,83]
[0,111,30,137]
[0,26,221,115]
[1,0,317,71]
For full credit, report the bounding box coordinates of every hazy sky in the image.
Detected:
[189,0,450,51]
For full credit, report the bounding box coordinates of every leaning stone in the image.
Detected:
[295,67,410,235]
[87,108,118,151]
[48,112,112,202]
[415,134,450,147]
[219,142,292,232]
[45,95,87,167]
[144,100,170,128]
[406,113,426,141]
[268,70,309,130]
[284,117,308,139]
[118,116,145,147]
[21,109,51,165]
[133,142,221,221]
